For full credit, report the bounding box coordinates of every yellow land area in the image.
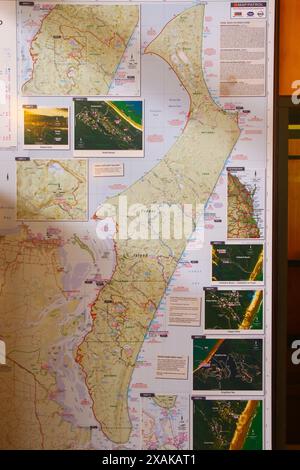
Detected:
[193,339,225,374]
[107,101,143,131]
[212,245,218,267]
[239,290,263,330]
[152,395,177,410]
[77,5,240,444]
[0,226,90,449]
[24,107,68,118]
[249,249,264,281]
[229,400,259,450]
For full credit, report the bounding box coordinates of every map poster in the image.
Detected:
[74,99,144,157]
[23,105,69,149]
[0,0,275,450]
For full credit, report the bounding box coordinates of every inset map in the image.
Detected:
[141,394,189,450]
[193,338,263,391]
[19,3,140,96]
[227,168,265,239]
[212,244,264,283]
[17,159,88,221]
[204,289,263,330]
[193,399,263,450]
[23,106,69,149]
[74,100,143,157]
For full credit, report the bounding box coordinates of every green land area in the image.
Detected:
[193,338,263,391]
[212,244,264,282]
[110,101,142,126]
[205,289,263,330]
[74,100,143,151]
[193,400,263,450]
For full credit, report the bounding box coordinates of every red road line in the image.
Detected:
[22,6,56,92]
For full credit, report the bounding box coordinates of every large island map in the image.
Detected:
[76,5,240,444]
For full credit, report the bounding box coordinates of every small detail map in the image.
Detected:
[227,168,265,239]
[193,399,263,450]
[17,159,88,221]
[20,4,140,96]
[141,394,189,450]
[212,244,264,282]
[205,289,263,330]
[193,338,263,391]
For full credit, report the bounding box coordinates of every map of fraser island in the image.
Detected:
[17,159,88,221]
[76,5,240,444]
[21,4,140,96]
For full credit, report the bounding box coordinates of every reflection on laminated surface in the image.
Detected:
[0,340,6,365]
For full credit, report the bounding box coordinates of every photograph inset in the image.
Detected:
[193,399,263,450]
[205,289,263,330]
[212,244,264,282]
[23,106,69,149]
[193,338,263,391]
[74,100,143,157]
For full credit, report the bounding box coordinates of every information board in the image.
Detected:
[0,0,275,450]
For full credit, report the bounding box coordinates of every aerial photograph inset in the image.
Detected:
[212,244,264,282]
[205,289,263,330]
[193,338,263,391]
[74,100,143,156]
[193,399,263,450]
[23,107,69,149]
